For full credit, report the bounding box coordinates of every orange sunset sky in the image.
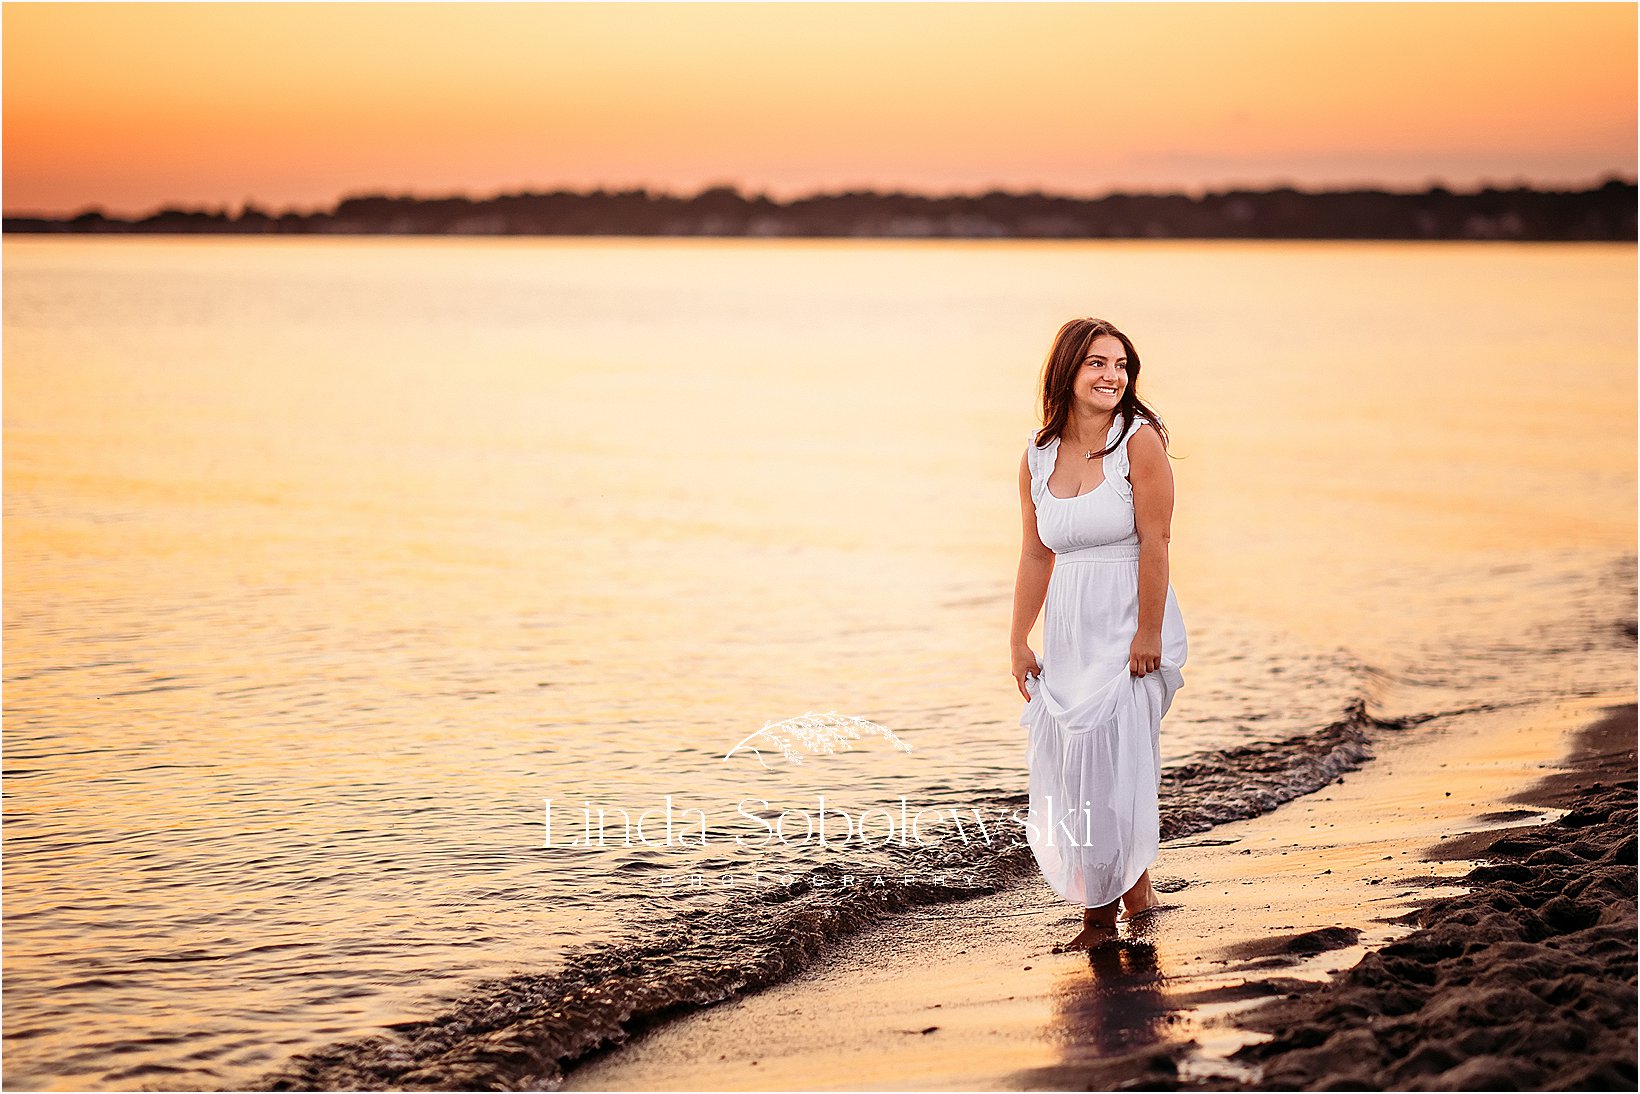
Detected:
[3,1,1635,219]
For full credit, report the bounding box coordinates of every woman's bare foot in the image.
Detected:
[1054,906,1119,951]
[1116,897,1162,924]
[1055,922,1118,951]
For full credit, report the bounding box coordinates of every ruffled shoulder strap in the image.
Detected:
[1119,413,1151,447]
[1105,413,1151,500]
[1025,428,1053,504]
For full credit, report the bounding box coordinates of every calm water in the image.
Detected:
[4,237,1634,1089]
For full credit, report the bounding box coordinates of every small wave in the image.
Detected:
[1157,696,1419,840]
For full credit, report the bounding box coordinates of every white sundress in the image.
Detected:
[1020,414,1188,909]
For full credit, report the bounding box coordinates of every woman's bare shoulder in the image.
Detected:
[1127,421,1169,471]
[1130,419,1166,450]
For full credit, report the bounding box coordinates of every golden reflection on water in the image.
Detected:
[3,237,1633,1089]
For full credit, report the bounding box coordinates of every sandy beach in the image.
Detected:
[559,691,1636,1091]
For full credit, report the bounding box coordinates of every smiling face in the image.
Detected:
[1078,332,1129,411]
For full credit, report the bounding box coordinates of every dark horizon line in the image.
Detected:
[7,175,1634,242]
[6,172,1636,222]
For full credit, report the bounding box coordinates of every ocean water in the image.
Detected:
[3,236,1634,1090]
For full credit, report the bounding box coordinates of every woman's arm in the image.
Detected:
[1012,451,1054,697]
[1127,423,1173,677]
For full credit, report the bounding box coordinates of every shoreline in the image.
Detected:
[1188,703,1636,1091]
[248,701,1397,1093]
[559,691,1636,1091]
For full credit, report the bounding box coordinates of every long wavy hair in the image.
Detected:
[1032,317,1171,457]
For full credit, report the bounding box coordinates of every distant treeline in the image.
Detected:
[5,178,1635,240]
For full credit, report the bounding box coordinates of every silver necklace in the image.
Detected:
[1068,416,1118,460]
[1063,439,1099,460]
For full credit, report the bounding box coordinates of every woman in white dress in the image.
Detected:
[1010,317,1188,950]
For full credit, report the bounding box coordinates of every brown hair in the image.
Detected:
[1031,317,1171,457]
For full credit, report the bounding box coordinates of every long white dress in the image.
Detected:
[1019,414,1188,909]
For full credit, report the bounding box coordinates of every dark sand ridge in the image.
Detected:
[557,691,1636,1091]
[1183,703,1636,1092]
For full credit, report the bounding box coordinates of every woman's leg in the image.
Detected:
[1083,898,1120,929]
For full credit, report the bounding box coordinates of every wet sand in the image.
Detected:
[559,693,1636,1091]
[1194,703,1636,1092]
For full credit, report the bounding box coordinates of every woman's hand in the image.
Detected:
[1129,629,1162,678]
[1012,646,1043,700]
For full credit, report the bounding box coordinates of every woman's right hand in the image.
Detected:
[1012,647,1043,700]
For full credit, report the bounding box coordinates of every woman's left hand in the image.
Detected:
[1129,630,1162,678]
